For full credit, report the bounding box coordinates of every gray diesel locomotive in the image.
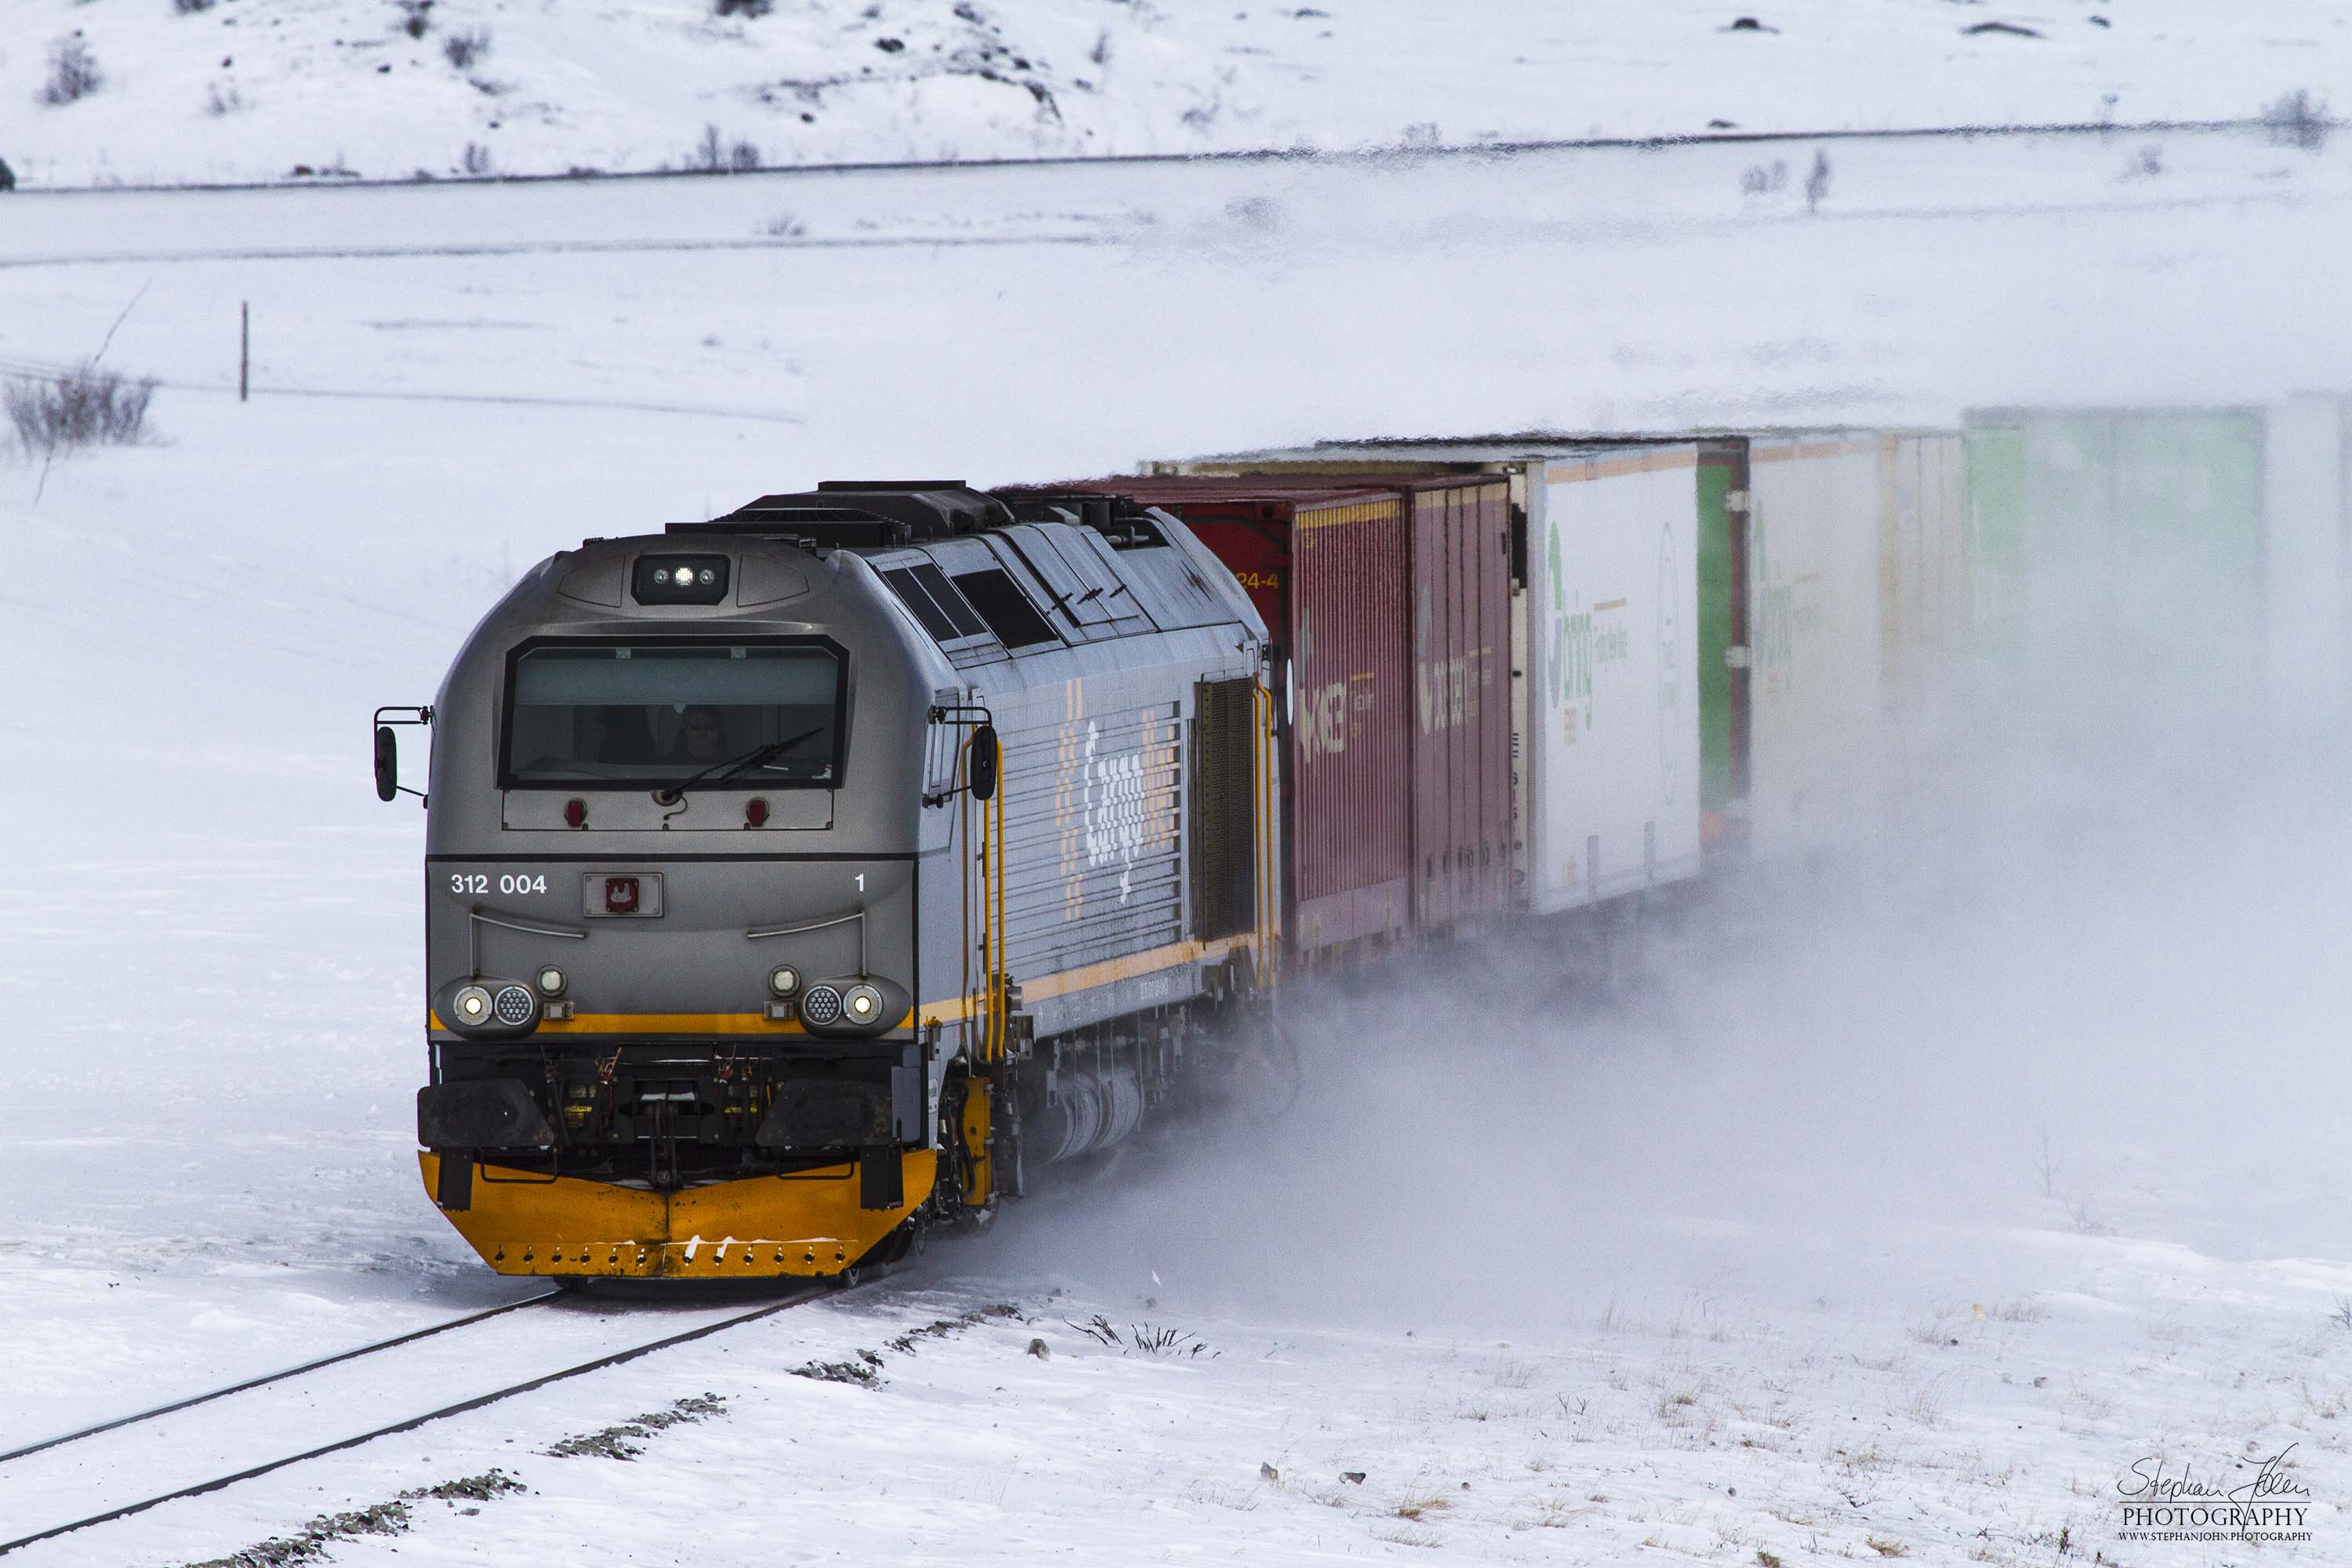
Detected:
[375,483,1276,1280]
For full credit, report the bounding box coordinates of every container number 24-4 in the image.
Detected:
[448,873,546,897]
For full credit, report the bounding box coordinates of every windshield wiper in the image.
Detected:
[652,726,826,804]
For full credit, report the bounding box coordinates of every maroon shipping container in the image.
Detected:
[1404,478,1513,933]
[1034,474,1511,957]
[1024,478,1413,964]
[1150,474,1512,936]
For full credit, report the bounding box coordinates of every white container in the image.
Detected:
[1524,446,1706,912]
[1745,433,1886,858]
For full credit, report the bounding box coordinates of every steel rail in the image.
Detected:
[0,1290,561,1468]
[0,1288,823,1558]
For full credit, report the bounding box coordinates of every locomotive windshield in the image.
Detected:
[502,640,844,788]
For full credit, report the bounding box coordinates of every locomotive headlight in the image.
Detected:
[535,965,568,998]
[453,985,492,1022]
[767,964,800,997]
[789,976,904,1035]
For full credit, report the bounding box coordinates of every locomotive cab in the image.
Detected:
[378,483,1272,1280]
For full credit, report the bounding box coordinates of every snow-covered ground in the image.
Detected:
[2,0,2348,187]
[4,57,2352,1568]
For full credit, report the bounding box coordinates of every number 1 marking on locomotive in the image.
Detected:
[855,873,866,892]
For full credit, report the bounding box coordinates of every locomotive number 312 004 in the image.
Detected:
[448,873,547,897]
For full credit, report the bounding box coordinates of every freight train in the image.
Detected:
[376,406,2352,1283]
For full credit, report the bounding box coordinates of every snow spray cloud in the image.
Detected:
[989,425,2352,1331]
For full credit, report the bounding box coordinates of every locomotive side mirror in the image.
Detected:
[374,725,400,803]
[970,723,1000,803]
[372,705,433,804]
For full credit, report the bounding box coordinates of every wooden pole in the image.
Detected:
[239,302,249,402]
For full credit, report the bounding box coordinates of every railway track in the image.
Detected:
[0,1285,826,1559]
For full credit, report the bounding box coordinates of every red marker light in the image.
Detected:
[564,797,587,828]
[604,877,639,914]
[746,797,770,828]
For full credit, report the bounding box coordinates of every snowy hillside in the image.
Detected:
[1,0,2347,187]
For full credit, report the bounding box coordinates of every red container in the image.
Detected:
[1151,474,1512,935]
[1036,475,1516,961]
[1403,478,1512,933]
[1027,478,1410,962]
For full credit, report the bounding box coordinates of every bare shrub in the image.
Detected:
[1059,1314,1212,1358]
[174,0,216,13]
[713,0,772,15]
[395,0,434,40]
[40,36,102,106]
[1127,1323,1209,1357]
[688,124,761,172]
[2263,89,2332,151]
[443,27,490,69]
[205,82,245,117]
[5,362,158,456]
[460,141,492,176]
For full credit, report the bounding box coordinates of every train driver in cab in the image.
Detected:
[673,705,726,764]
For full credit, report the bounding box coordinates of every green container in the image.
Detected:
[1962,408,2266,677]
